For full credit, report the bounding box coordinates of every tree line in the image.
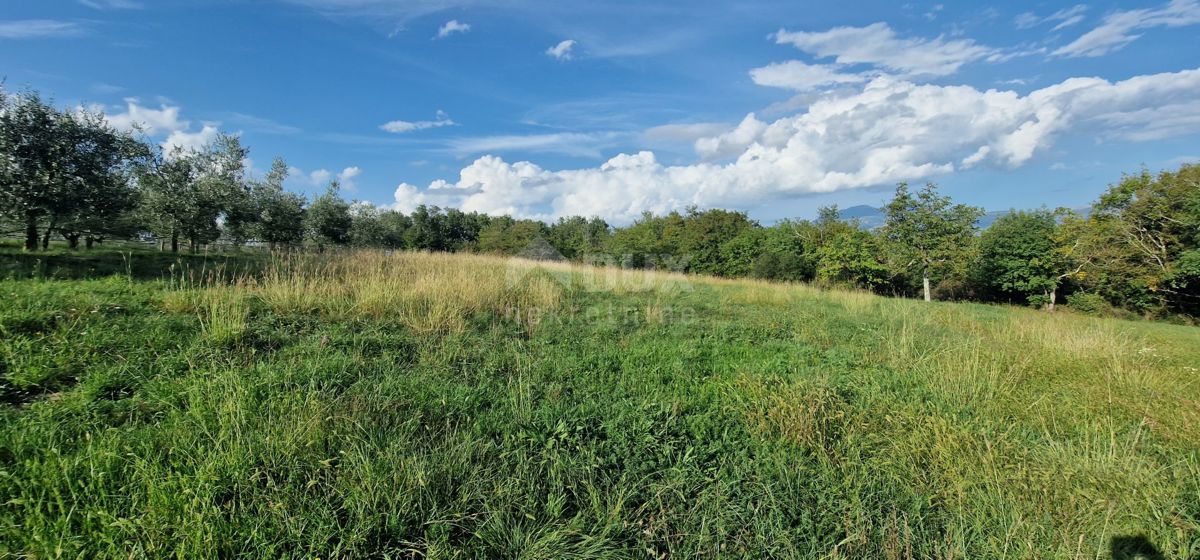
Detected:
[2,88,1198,319]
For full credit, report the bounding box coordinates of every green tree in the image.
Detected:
[53,110,148,249]
[1075,165,1200,315]
[250,158,306,250]
[304,181,352,249]
[606,211,686,269]
[882,183,983,301]
[348,202,386,248]
[378,210,412,249]
[405,205,446,251]
[547,216,611,260]
[137,135,248,253]
[976,209,1081,310]
[717,227,766,277]
[678,207,757,275]
[477,216,548,254]
[0,90,145,250]
[442,208,489,252]
[750,220,816,282]
[815,228,889,289]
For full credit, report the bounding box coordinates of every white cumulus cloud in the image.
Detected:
[337,166,361,191]
[96,98,223,154]
[162,125,220,154]
[392,68,1200,224]
[101,98,186,135]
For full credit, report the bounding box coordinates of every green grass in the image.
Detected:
[0,241,266,281]
[1,250,1198,558]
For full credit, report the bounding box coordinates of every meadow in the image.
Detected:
[1,247,1198,558]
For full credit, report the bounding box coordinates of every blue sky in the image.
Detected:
[2,0,1198,223]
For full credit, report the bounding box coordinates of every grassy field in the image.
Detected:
[1,249,1198,558]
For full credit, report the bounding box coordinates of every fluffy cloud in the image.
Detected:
[772,22,994,76]
[0,20,83,39]
[289,166,362,190]
[102,99,186,135]
[98,98,223,154]
[162,125,220,154]
[337,166,361,190]
[436,19,470,38]
[393,68,1200,224]
[1055,0,1200,57]
[546,39,577,60]
[749,60,869,91]
[380,110,455,133]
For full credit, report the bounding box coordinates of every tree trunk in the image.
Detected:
[41,218,55,250]
[86,237,95,250]
[1048,288,1057,312]
[922,274,931,302]
[24,213,38,251]
[65,234,80,249]
[171,230,180,253]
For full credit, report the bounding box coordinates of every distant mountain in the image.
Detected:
[837,205,888,229]
[835,205,1088,230]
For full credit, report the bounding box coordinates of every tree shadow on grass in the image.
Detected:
[1110,535,1165,560]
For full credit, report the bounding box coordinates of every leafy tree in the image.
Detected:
[305,181,352,249]
[250,158,306,249]
[717,227,766,277]
[138,135,248,252]
[477,216,548,254]
[677,207,756,275]
[1076,165,1200,315]
[442,208,489,252]
[378,210,412,249]
[815,228,889,289]
[348,202,386,248]
[976,209,1081,309]
[53,110,148,249]
[882,183,983,301]
[751,221,816,282]
[547,216,610,259]
[405,205,446,251]
[606,211,686,269]
[0,90,145,250]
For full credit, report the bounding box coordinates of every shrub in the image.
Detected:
[1066,292,1113,316]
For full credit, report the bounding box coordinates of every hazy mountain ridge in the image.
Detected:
[836,204,1091,230]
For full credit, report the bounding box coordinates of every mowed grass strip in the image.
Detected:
[1,250,1198,558]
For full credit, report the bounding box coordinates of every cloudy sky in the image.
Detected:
[3,0,1199,222]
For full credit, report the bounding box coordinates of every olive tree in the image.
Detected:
[138,134,248,252]
[251,158,306,249]
[0,89,145,250]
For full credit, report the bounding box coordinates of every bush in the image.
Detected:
[1066,292,1114,316]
